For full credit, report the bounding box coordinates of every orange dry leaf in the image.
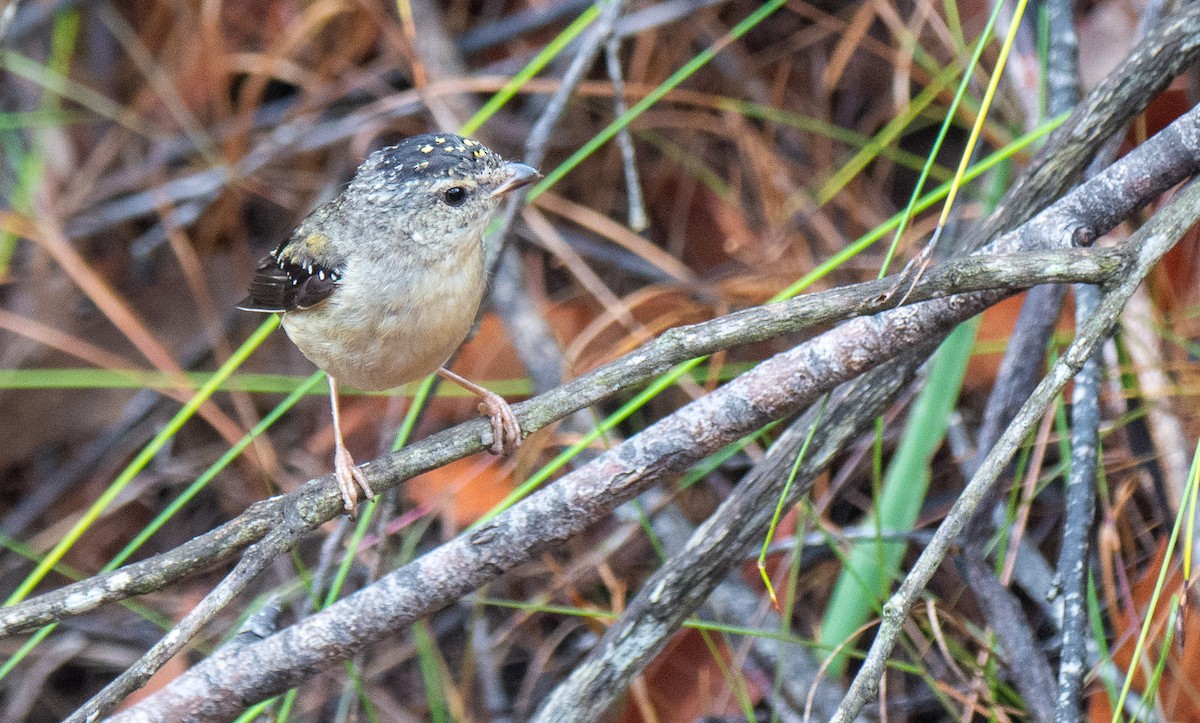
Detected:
[965,294,1026,390]
[966,290,1076,394]
[406,455,513,529]
[613,629,760,723]
[1088,540,1200,720]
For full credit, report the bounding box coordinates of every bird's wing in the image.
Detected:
[237,230,343,313]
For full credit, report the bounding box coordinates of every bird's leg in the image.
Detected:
[328,375,374,514]
[436,368,521,455]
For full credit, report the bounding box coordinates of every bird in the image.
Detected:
[238,133,539,514]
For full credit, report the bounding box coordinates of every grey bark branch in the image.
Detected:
[0,249,1122,637]
[112,297,972,720]
[115,95,1200,717]
[66,521,306,722]
[832,177,1200,723]
[1054,282,1101,723]
[956,0,1084,717]
[8,7,1196,719]
[530,358,924,722]
[1049,0,1102,715]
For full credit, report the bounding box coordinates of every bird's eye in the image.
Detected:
[443,187,468,206]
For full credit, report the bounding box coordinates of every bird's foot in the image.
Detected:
[334,444,375,515]
[477,392,521,455]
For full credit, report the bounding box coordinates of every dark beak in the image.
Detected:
[490,161,540,197]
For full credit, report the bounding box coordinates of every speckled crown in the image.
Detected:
[354,134,506,186]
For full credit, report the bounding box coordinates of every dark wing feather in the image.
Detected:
[237,239,342,313]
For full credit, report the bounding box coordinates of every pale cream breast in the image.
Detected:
[282,240,485,391]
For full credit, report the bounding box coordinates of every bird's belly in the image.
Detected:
[281,281,480,392]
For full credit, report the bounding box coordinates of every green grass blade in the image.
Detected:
[819,318,978,676]
[816,63,959,205]
[772,115,1061,302]
[413,620,450,723]
[526,0,788,202]
[0,49,152,136]
[477,117,1060,526]
[877,0,1009,277]
[107,371,325,570]
[0,11,79,278]
[758,397,828,606]
[3,315,280,607]
[1111,438,1200,721]
[460,4,602,136]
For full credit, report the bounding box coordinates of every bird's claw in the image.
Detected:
[334,444,375,516]
[477,392,521,456]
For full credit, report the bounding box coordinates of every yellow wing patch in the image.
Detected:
[279,232,333,262]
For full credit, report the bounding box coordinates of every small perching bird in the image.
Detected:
[238,133,539,514]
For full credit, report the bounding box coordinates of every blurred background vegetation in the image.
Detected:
[2,0,1199,720]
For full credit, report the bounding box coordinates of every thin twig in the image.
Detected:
[604,33,647,231]
[528,362,920,722]
[0,247,1126,638]
[831,178,1200,723]
[1054,282,1101,723]
[1044,0,1098,715]
[112,109,1200,713]
[66,520,307,721]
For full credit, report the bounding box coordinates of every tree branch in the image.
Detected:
[113,98,1200,719]
[0,248,1123,637]
[831,177,1200,723]
[530,357,924,722]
